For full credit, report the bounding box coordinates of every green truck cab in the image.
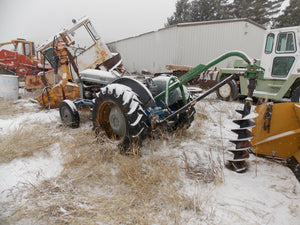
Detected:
[217,26,300,102]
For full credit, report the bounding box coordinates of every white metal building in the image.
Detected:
[108,19,266,74]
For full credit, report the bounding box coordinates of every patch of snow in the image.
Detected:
[0,143,62,202]
[130,112,143,127]
[0,90,299,224]
[0,109,59,134]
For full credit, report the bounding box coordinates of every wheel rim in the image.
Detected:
[61,105,73,124]
[109,105,126,137]
[219,84,231,98]
[97,101,126,140]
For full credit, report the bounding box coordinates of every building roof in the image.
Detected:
[108,18,266,44]
[176,18,266,30]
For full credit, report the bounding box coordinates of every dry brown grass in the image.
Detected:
[0,90,56,163]
[0,92,229,224]
[3,126,198,224]
[182,151,224,184]
[0,96,42,119]
[0,120,59,163]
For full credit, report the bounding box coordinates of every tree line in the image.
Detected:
[166,0,300,28]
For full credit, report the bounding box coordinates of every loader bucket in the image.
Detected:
[252,102,300,181]
[36,83,80,109]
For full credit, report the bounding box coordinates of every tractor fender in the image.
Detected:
[152,75,190,106]
[112,77,155,108]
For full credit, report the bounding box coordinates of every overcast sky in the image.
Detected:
[0,0,290,47]
[0,0,177,45]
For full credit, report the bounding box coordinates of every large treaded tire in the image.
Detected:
[216,79,239,101]
[92,84,148,150]
[291,86,300,103]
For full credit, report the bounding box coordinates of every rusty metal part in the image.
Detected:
[96,53,122,71]
[36,82,80,109]
[166,64,193,71]
[35,18,123,108]
[25,70,60,90]
[166,64,219,88]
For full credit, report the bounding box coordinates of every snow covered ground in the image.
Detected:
[0,93,299,224]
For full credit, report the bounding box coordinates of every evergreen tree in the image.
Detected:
[210,0,231,20]
[166,0,191,27]
[229,0,284,26]
[189,0,211,22]
[165,0,230,27]
[274,0,300,28]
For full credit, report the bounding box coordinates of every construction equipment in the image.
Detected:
[0,39,49,76]
[214,25,300,181]
[251,102,300,181]
[216,26,300,102]
[35,17,124,108]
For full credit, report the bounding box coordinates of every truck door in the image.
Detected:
[262,30,297,79]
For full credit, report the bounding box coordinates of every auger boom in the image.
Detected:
[154,51,263,104]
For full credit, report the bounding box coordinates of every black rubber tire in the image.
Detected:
[59,100,80,128]
[291,86,300,102]
[216,79,239,101]
[92,84,148,150]
[287,156,300,182]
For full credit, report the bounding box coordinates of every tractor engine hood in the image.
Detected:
[79,69,120,85]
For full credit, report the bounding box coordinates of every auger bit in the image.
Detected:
[227,64,263,172]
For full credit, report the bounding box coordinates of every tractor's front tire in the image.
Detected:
[216,79,239,101]
[59,100,80,128]
[93,84,148,150]
[291,86,300,103]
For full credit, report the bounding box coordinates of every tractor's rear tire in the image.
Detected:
[216,79,239,101]
[93,84,148,150]
[291,86,300,103]
[59,100,80,128]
